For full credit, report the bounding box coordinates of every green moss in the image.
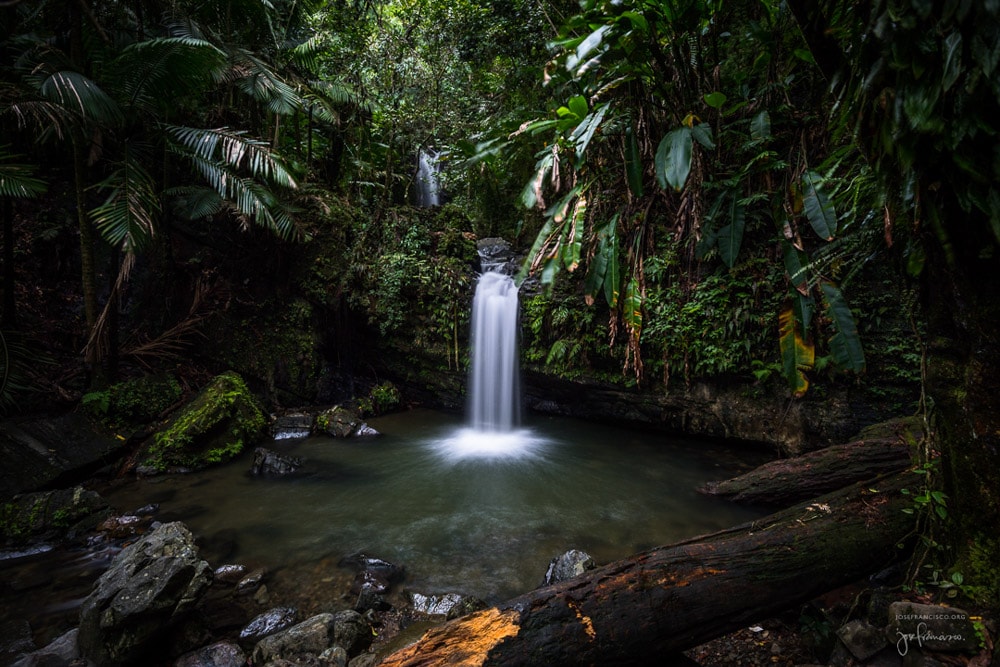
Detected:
[956,534,1000,607]
[143,371,266,472]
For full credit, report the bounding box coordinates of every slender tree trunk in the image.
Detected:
[2,198,15,328]
[73,139,99,335]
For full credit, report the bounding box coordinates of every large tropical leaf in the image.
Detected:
[655,127,693,191]
[717,193,745,268]
[779,303,815,397]
[821,282,866,373]
[563,195,587,272]
[570,103,609,165]
[623,276,643,333]
[584,213,618,303]
[603,219,621,308]
[801,170,837,240]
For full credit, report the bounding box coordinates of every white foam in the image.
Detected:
[432,427,550,463]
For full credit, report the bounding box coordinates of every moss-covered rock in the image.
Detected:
[315,405,368,438]
[0,486,109,543]
[139,372,266,473]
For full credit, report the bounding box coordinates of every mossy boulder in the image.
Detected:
[139,372,266,473]
[0,486,109,543]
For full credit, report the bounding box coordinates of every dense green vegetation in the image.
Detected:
[2,0,999,607]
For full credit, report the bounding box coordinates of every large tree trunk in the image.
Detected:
[698,417,916,506]
[378,474,913,667]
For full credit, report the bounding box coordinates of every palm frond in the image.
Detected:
[164,185,225,220]
[112,38,228,113]
[38,70,123,126]
[229,50,301,115]
[169,144,299,239]
[90,156,159,254]
[166,125,298,188]
[0,150,47,198]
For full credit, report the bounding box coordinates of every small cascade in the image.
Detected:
[467,271,520,432]
[415,149,441,207]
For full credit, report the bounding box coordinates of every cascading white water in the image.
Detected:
[433,269,547,462]
[468,271,520,432]
[415,149,440,207]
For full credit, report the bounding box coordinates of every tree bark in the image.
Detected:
[698,418,916,506]
[378,474,913,667]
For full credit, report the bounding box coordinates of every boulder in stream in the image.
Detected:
[315,406,380,438]
[250,447,302,476]
[78,521,213,666]
[249,610,371,664]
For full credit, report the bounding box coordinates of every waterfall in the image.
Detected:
[415,149,440,207]
[467,271,520,432]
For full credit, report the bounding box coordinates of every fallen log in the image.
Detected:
[378,473,913,667]
[697,435,913,506]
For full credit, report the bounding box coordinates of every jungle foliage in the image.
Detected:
[1,0,925,407]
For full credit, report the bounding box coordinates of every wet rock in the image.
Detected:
[330,610,372,656]
[240,607,298,642]
[250,447,302,476]
[886,601,979,654]
[174,640,246,667]
[236,567,266,594]
[213,564,248,584]
[320,645,349,667]
[133,503,159,516]
[315,406,379,438]
[354,423,380,437]
[271,412,314,440]
[250,613,335,664]
[407,592,466,616]
[446,595,489,621]
[78,521,212,666]
[347,654,380,667]
[9,628,80,667]
[342,553,403,611]
[97,514,144,538]
[837,619,887,661]
[1,619,35,663]
[542,549,595,585]
[446,596,488,620]
[476,237,516,273]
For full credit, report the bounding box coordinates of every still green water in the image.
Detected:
[105,409,769,602]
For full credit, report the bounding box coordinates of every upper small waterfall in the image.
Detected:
[467,271,520,432]
[415,149,441,207]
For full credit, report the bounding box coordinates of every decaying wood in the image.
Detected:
[698,436,913,507]
[378,474,913,667]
